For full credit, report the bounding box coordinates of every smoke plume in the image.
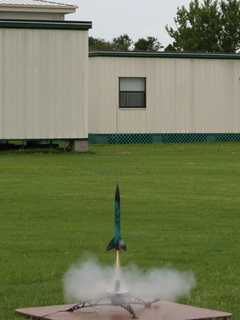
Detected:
[63,257,195,303]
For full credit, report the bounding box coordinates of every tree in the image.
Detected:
[164,44,177,52]
[89,37,113,51]
[89,34,163,52]
[134,37,163,51]
[112,34,133,51]
[220,0,240,52]
[166,0,240,53]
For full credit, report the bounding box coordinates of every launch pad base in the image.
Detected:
[16,301,231,320]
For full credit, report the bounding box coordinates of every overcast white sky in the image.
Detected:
[65,0,192,46]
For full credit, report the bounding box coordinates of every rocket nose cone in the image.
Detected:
[115,185,120,202]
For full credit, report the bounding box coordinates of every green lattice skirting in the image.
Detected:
[89,133,240,144]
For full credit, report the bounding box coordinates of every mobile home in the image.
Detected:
[89,51,240,144]
[1,1,240,150]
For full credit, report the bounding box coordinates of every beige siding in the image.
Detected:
[0,12,64,19]
[0,28,88,139]
[89,57,240,134]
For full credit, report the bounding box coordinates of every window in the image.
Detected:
[119,77,146,108]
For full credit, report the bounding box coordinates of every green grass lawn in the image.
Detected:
[0,143,240,319]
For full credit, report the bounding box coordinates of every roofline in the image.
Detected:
[0,3,77,8]
[0,0,77,13]
[89,51,240,60]
[0,19,92,30]
[0,6,76,13]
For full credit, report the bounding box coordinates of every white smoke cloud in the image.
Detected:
[63,257,196,303]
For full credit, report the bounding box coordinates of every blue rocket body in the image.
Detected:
[106,185,127,251]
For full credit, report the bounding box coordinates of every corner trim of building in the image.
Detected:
[88,133,240,144]
[0,19,92,30]
[89,51,240,60]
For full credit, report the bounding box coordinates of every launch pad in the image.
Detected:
[63,289,159,319]
[16,301,232,320]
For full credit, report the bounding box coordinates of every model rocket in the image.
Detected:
[64,185,159,318]
[106,185,127,252]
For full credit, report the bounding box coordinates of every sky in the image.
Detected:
[64,0,192,46]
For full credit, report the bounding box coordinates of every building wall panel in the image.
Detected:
[174,60,193,132]
[147,59,176,133]
[89,56,240,134]
[233,61,240,132]
[0,12,64,20]
[0,28,88,139]
[88,59,117,133]
[192,60,234,133]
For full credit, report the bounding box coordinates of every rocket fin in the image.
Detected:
[106,238,115,251]
[106,238,127,251]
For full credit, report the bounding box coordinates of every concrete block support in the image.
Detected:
[73,139,89,152]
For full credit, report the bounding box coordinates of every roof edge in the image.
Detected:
[89,51,240,60]
[0,6,76,13]
[0,19,92,30]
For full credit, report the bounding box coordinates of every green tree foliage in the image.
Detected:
[134,37,163,51]
[89,36,113,51]
[112,34,133,51]
[220,0,240,52]
[166,0,240,53]
[89,34,133,51]
[89,34,163,52]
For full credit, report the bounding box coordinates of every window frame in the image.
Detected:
[119,77,147,109]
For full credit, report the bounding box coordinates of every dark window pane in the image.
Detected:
[120,92,145,108]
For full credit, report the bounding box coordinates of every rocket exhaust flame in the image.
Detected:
[114,279,121,293]
[114,250,121,293]
[115,250,120,272]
